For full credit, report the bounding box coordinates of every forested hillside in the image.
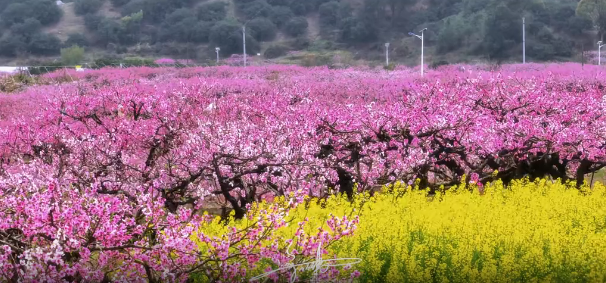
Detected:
[0,0,601,65]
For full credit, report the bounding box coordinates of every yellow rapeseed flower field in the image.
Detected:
[195,177,606,282]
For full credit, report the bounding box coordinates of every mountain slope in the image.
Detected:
[0,0,598,66]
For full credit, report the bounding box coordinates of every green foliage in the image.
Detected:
[159,9,209,43]
[84,13,104,31]
[300,52,333,66]
[383,62,396,70]
[210,20,260,55]
[577,0,606,37]
[61,45,85,65]
[10,19,42,41]
[429,60,449,69]
[240,0,272,19]
[266,0,329,15]
[288,1,313,15]
[482,4,520,61]
[1,0,62,27]
[64,33,90,47]
[160,18,211,43]
[0,36,26,56]
[27,33,61,55]
[0,0,600,64]
[197,1,228,22]
[248,17,277,41]
[164,8,196,25]
[91,56,158,68]
[284,17,308,37]
[118,10,143,44]
[110,0,131,7]
[436,17,465,54]
[121,0,191,22]
[121,0,146,16]
[319,1,340,26]
[264,44,287,58]
[268,5,293,27]
[74,0,104,16]
[339,16,375,42]
[122,57,158,67]
[96,18,121,45]
[27,61,64,75]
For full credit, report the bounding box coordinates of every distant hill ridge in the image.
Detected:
[0,0,599,65]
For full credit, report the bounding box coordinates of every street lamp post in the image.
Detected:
[523,17,526,64]
[408,28,427,77]
[599,41,605,66]
[385,43,390,66]
[243,25,247,67]
[215,47,220,64]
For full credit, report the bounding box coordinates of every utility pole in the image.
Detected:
[385,43,390,66]
[408,28,427,77]
[243,25,247,67]
[215,47,220,64]
[582,43,585,68]
[599,41,605,65]
[523,17,526,64]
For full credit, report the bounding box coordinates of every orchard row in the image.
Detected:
[0,63,605,281]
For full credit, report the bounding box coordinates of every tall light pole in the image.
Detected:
[599,41,605,65]
[523,17,526,64]
[243,25,247,67]
[215,47,220,64]
[385,43,390,66]
[408,28,427,77]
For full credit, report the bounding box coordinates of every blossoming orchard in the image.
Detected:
[2,63,606,282]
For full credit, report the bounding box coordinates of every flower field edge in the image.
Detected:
[192,178,606,283]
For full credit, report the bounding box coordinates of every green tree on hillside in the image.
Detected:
[577,0,606,39]
[10,19,42,41]
[284,17,308,37]
[268,6,294,27]
[61,45,85,65]
[74,0,104,15]
[1,0,62,27]
[110,0,131,7]
[64,33,90,47]
[210,20,260,55]
[197,1,228,22]
[482,3,520,61]
[247,17,277,41]
[27,33,61,55]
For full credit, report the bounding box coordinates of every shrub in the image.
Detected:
[121,57,158,67]
[210,20,260,55]
[263,44,287,58]
[61,45,85,65]
[84,13,104,31]
[284,16,308,37]
[1,0,62,26]
[9,18,42,36]
[27,61,64,75]
[110,0,131,6]
[319,1,339,26]
[429,60,449,69]
[64,33,90,47]
[27,33,61,55]
[74,0,104,15]
[291,36,310,49]
[383,62,396,70]
[268,5,293,27]
[0,36,26,56]
[247,17,277,41]
[240,0,272,18]
[197,1,228,22]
